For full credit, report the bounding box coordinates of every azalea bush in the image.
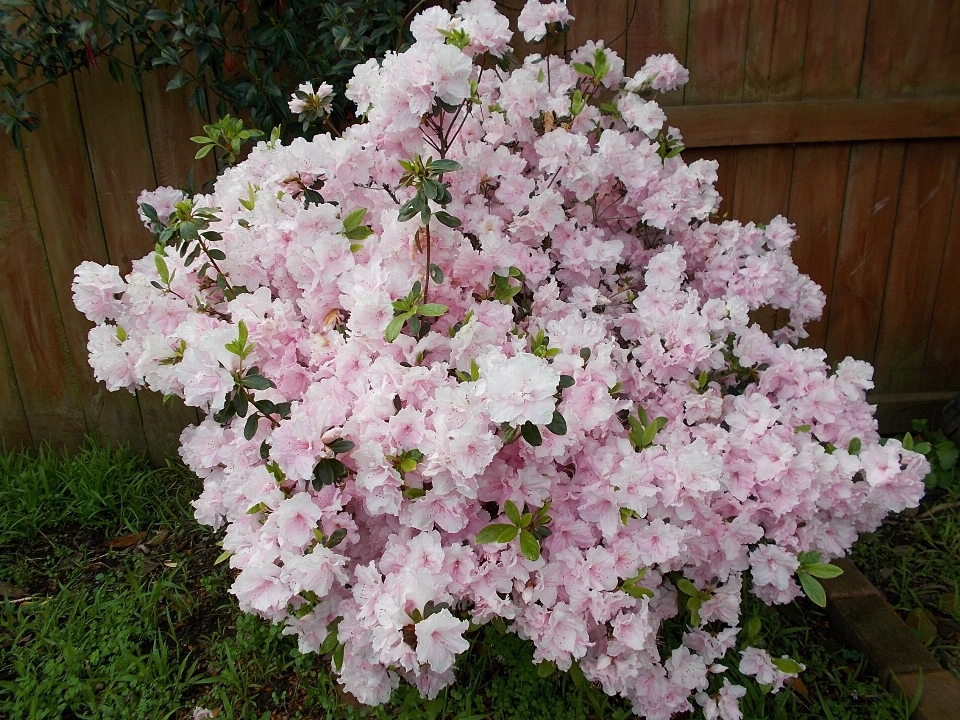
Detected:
[71,1,929,717]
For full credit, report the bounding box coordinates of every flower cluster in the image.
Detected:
[73,2,927,717]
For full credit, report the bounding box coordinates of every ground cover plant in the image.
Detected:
[68,1,931,716]
[0,441,916,719]
[853,421,960,680]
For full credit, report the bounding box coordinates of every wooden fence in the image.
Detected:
[1,0,959,461]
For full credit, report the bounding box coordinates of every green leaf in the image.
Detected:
[385,313,411,342]
[417,303,449,317]
[429,264,443,284]
[343,207,367,231]
[937,443,959,470]
[772,657,804,675]
[327,439,355,455]
[154,253,170,284]
[804,562,843,579]
[325,528,347,548]
[241,374,274,390]
[403,487,427,500]
[536,660,556,678]
[497,524,519,543]
[746,616,762,639]
[313,458,349,489]
[848,437,862,455]
[434,210,461,228]
[476,524,515,544]
[504,500,522,526]
[914,442,932,455]
[399,457,418,473]
[214,549,232,565]
[521,421,542,447]
[108,56,124,84]
[333,642,344,670]
[518,512,532,528]
[319,631,339,655]
[398,194,424,222]
[429,159,462,174]
[675,578,699,597]
[166,71,190,91]
[195,144,215,159]
[797,571,827,607]
[243,413,258,440]
[519,529,541,560]
[903,432,915,451]
[558,375,575,390]
[344,226,372,241]
[571,62,594,76]
[546,411,567,436]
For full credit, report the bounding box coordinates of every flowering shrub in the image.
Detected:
[72,1,929,717]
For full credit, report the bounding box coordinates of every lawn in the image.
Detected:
[0,439,944,720]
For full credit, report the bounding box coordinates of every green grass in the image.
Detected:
[0,440,921,719]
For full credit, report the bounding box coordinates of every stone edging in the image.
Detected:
[822,558,960,719]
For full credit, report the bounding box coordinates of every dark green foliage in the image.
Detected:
[0,0,413,148]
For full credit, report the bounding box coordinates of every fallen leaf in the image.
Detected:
[906,608,939,644]
[790,676,810,699]
[0,581,28,599]
[100,531,147,549]
[163,561,179,568]
[146,528,171,546]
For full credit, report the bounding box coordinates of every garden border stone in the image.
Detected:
[823,558,960,719]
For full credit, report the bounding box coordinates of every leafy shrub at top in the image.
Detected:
[71,1,929,717]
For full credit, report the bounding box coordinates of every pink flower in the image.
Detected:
[475,350,560,426]
[415,609,470,672]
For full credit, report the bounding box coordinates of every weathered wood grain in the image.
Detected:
[873,140,960,393]
[664,96,960,148]
[0,137,87,448]
[923,164,960,391]
[786,144,851,348]
[825,141,906,366]
[22,81,148,451]
[683,0,750,105]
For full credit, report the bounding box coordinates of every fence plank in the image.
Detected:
[683,0,750,105]
[743,0,810,103]
[800,0,869,100]
[664,96,960,148]
[623,0,691,106]
[873,140,960,393]
[923,169,960,391]
[0,138,87,449]
[22,82,148,452]
[0,314,31,450]
[566,0,629,59]
[785,144,850,348]
[141,66,217,190]
[915,0,960,95]
[825,141,905,366]
[859,0,934,98]
[73,51,198,463]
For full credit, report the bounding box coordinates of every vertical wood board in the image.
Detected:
[786,143,851,348]
[923,169,960,390]
[873,140,960,393]
[0,314,31,449]
[0,138,87,448]
[22,82,148,451]
[683,0,750,105]
[825,141,905,366]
